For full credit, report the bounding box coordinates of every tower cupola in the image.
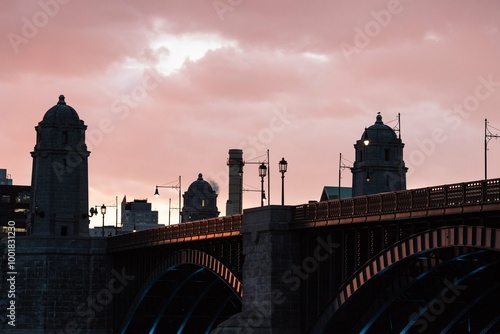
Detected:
[30,95,90,236]
[351,113,407,196]
[182,173,219,222]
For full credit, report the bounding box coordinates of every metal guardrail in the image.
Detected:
[107,214,242,252]
[108,179,500,251]
[293,178,500,223]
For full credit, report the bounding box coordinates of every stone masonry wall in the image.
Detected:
[0,236,110,334]
[212,205,301,334]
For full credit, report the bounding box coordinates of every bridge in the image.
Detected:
[107,178,500,333]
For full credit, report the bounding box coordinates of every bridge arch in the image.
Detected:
[312,225,500,333]
[119,249,242,334]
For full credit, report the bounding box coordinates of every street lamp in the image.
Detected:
[100,204,106,237]
[279,157,288,205]
[363,127,370,146]
[485,118,500,180]
[259,163,267,207]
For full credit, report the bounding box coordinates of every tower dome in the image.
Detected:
[188,173,215,193]
[361,113,398,143]
[182,173,219,222]
[351,113,407,197]
[42,95,80,123]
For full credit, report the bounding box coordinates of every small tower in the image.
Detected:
[351,113,407,197]
[30,95,90,236]
[182,173,219,222]
[226,149,244,215]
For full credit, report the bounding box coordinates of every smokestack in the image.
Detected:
[226,149,244,215]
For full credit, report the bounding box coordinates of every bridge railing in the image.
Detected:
[294,178,500,223]
[107,214,243,251]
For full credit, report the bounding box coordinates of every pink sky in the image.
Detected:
[1,0,500,227]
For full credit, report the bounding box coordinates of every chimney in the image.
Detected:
[226,149,244,215]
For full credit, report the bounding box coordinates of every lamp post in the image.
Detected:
[154,176,182,224]
[485,118,500,180]
[100,204,106,237]
[259,163,267,207]
[279,157,288,205]
[338,153,352,199]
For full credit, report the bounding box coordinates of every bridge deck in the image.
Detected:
[107,178,500,252]
[107,214,242,252]
[293,178,500,228]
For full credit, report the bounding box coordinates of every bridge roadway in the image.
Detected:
[107,178,500,333]
[108,178,500,252]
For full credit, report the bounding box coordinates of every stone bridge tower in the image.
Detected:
[0,96,110,334]
[30,94,90,236]
[351,113,407,196]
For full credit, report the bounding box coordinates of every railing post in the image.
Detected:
[482,179,487,203]
[444,185,448,206]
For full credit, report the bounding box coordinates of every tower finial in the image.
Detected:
[58,95,66,105]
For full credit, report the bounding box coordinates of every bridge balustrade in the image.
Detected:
[367,195,381,214]
[316,202,328,219]
[381,193,396,212]
[411,188,428,209]
[108,179,500,251]
[293,178,500,224]
[465,181,483,204]
[485,179,500,202]
[329,201,341,217]
[341,198,354,217]
[446,184,464,206]
[107,215,243,252]
[353,197,367,216]
[395,191,411,211]
[429,186,445,207]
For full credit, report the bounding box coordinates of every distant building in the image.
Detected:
[320,186,352,201]
[0,169,13,185]
[121,197,160,232]
[182,173,219,222]
[351,113,408,196]
[0,184,30,236]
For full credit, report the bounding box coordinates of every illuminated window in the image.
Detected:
[201,199,205,207]
[16,192,30,203]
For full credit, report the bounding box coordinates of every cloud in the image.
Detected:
[1,0,500,226]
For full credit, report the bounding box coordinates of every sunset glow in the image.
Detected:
[2,0,499,227]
